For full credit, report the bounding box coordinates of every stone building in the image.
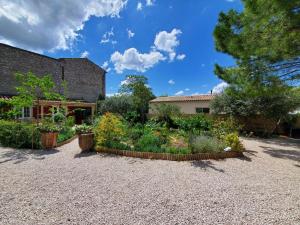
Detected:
[0,43,106,123]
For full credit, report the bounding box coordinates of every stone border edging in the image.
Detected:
[56,135,77,147]
[95,147,244,161]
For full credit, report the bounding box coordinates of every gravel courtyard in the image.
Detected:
[0,137,299,225]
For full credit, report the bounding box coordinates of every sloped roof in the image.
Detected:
[150,94,215,103]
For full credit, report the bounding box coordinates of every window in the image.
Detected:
[23,107,31,118]
[196,107,210,114]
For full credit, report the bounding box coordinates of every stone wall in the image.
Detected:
[0,43,105,103]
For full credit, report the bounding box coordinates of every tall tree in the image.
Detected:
[119,75,155,123]
[212,0,300,133]
[214,0,300,82]
[11,71,64,122]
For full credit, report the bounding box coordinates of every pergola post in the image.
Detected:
[41,105,44,118]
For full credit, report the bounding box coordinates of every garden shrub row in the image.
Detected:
[0,115,77,149]
[0,120,41,149]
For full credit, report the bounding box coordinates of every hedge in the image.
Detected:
[0,120,41,149]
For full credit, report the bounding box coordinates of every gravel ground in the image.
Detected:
[0,137,299,225]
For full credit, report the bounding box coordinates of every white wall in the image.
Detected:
[149,101,211,114]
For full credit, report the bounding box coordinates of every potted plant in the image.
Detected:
[38,119,61,149]
[74,124,94,152]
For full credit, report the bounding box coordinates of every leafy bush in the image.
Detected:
[189,135,226,154]
[97,95,135,118]
[145,119,164,131]
[134,132,163,152]
[0,120,41,149]
[212,117,240,139]
[53,111,65,124]
[164,146,191,154]
[104,141,131,150]
[127,124,144,141]
[174,114,212,133]
[152,103,181,128]
[224,133,243,151]
[95,113,126,148]
[74,124,93,134]
[65,116,75,127]
[58,127,75,143]
[38,118,61,133]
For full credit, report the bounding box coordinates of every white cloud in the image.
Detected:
[0,0,127,52]
[168,79,175,85]
[184,88,190,91]
[175,90,184,96]
[109,28,183,73]
[191,92,200,96]
[154,29,182,61]
[120,79,130,86]
[110,48,166,74]
[101,61,111,72]
[177,54,186,60]
[137,2,143,11]
[127,29,135,39]
[212,82,228,94]
[106,93,119,97]
[100,27,117,45]
[146,0,155,6]
[80,50,89,58]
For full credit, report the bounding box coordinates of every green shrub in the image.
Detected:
[38,118,61,133]
[0,120,41,149]
[212,117,240,139]
[152,103,181,128]
[144,119,163,131]
[97,95,135,118]
[174,114,212,133]
[189,135,226,154]
[53,111,65,124]
[95,113,125,148]
[224,133,243,151]
[104,141,131,150]
[65,116,75,127]
[58,127,75,143]
[74,124,93,134]
[164,146,191,154]
[127,124,144,141]
[134,133,163,152]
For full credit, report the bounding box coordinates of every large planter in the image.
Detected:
[41,132,58,149]
[78,133,94,152]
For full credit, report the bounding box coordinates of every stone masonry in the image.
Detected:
[0,43,105,103]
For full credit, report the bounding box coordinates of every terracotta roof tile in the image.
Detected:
[150,94,215,103]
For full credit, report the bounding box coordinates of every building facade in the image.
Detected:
[149,95,215,115]
[0,43,106,123]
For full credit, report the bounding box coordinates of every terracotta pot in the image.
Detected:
[78,133,94,152]
[41,132,58,149]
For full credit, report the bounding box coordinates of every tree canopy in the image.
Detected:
[10,72,64,119]
[214,0,300,82]
[120,75,155,123]
[212,0,300,126]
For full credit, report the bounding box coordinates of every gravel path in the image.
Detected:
[0,137,299,225]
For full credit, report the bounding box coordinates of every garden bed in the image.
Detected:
[96,147,243,161]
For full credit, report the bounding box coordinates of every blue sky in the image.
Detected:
[0,0,243,97]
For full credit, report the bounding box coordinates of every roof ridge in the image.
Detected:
[0,43,57,61]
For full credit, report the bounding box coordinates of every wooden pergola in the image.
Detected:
[37,100,96,118]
